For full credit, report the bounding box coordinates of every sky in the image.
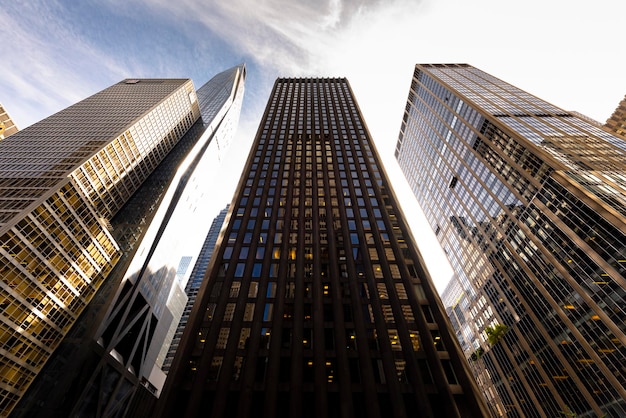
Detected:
[1,0,624,291]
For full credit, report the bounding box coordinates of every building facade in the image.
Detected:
[396,64,626,417]
[158,77,489,418]
[2,65,245,417]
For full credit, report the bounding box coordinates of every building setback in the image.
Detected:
[605,94,626,137]
[0,103,19,140]
[395,64,626,417]
[158,77,489,418]
[2,65,245,417]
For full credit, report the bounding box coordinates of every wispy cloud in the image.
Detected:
[3,0,624,130]
[0,1,130,127]
[115,0,414,76]
[118,0,625,130]
[115,0,432,143]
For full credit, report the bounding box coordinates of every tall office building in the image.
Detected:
[0,77,197,417]
[2,65,245,417]
[605,94,626,137]
[158,77,489,418]
[395,64,626,417]
[163,205,230,372]
[0,103,18,140]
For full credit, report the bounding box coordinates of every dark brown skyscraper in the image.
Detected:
[158,78,489,418]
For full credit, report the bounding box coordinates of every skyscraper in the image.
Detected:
[0,77,197,417]
[2,65,245,417]
[395,64,626,417]
[158,77,489,418]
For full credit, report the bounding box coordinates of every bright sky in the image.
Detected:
[1,0,624,290]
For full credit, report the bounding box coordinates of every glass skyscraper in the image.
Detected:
[395,64,625,417]
[158,77,489,418]
[163,204,230,373]
[2,65,245,417]
[1,77,197,417]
